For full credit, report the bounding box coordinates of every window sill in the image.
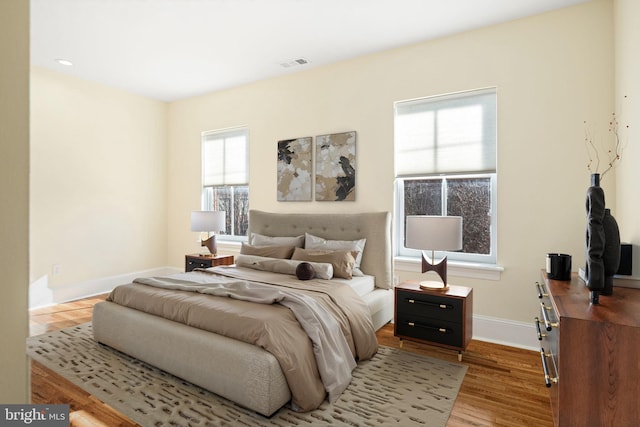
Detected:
[394,256,503,281]
[215,240,243,255]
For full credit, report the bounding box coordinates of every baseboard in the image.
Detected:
[29,266,181,310]
[472,314,538,351]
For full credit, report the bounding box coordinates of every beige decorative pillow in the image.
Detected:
[250,233,305,248]
[304,233,366,276]
[240,243,295,259]
[292,247,358,279]
[236,255,334,280]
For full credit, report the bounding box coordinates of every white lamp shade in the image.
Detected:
[190,211,226,233]
[405,215,463,251]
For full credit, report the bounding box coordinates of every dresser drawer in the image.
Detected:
[395,315,464,348]
[396,289,463,324]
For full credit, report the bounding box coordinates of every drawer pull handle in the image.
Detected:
[405,298,453,310]
[539,348,558,388]
[405,321,450,334]
[534,317,546,340]
[540,302,557,331]
[535,281,548,299]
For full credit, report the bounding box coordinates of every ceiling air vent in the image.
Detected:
[279,58,310,68]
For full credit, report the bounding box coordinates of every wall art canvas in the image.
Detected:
[315,131,356,201]
[277,137,312,201]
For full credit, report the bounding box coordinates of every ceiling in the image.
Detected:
[31,0,590,102]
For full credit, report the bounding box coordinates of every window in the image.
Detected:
[201,127,249,239]
[394,88,497,264]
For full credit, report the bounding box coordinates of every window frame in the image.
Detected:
[394,173,497,264]
[394,88,497,265]
[201,126,249,242]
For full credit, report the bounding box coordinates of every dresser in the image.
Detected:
[536,271,640,426]
[395,281,472,361]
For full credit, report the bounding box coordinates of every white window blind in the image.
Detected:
[395,88,496,177]
[202,127,248,186]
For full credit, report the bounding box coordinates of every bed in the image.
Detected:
[92,210,394,416]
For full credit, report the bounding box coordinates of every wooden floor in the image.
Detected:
[29,295,554,427]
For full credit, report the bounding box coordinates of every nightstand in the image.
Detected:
[185,254,234,272]
[394,281,473,361]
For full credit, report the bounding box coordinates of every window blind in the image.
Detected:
[395,88,496,177]
[202,127,248,186]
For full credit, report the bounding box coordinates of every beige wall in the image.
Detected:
[168,0,614,323]
[0,0,29,403]
[614,0,640,274]
[30,67,169,293]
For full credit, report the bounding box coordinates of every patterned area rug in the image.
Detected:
[27,323,467,426]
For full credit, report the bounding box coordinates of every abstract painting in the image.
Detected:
[315,131,356,201]
[277,137,312,201]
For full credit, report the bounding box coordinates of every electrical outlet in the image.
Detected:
[52,264,61,276]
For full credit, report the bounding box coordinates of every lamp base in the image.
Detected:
[418,280,450,291]
[201,234,218,256]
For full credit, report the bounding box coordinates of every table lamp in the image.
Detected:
[405,215,463,290]
[190,210,226,256]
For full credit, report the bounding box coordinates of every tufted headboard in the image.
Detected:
[248,210,393,289]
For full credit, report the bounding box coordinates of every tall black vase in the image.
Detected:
[584,173,622,302]
[585,173,605,304]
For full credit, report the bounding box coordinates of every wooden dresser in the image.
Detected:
[536,271,640,426]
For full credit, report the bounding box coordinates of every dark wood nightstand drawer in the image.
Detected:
[185,254,234,272]
[396,315,464,348]
[186,258,213,270]
[396,289,463,323]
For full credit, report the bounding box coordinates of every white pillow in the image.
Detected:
[236,254,333,280]
[251,233,305,248]
[304,233,366,276]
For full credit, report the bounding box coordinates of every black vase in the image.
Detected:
[585,173,605,304]
[602,208,621,295]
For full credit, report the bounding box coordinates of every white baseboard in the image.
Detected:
[29,266,181,310]
[472,314,539,351]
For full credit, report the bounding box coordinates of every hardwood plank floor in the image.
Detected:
[29,295,554,427]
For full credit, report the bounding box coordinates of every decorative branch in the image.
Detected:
[600,113,622,179]
[584,96,629,181]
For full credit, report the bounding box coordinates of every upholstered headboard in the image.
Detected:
[248,210,393,289]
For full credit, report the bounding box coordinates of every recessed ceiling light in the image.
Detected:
[55,58,73,66]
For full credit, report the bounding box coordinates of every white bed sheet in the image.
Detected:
[328,275,375,297]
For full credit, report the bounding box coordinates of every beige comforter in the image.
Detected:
[106,266,378,412]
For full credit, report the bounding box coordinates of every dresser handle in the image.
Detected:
[540,302,558,331]
[535,281,548,298]
[534,317,546,340]
[406,299,452,310]
[540,348,558,388]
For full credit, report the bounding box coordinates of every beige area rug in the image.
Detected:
[27,323,467,427]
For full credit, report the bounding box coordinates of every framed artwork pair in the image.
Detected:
[277,131,356,202]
